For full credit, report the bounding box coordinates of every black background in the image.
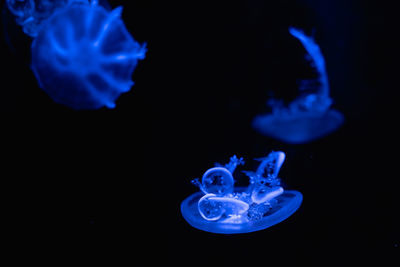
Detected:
[1,0,398,265]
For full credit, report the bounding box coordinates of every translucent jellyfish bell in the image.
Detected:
[5,0,146,110]
[181,152,302,234]
[252,27,344,144]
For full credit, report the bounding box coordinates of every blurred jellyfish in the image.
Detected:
[181,152,302,234]
[5,0,146,109]
[6,0,89,37]
[253,27,344,144]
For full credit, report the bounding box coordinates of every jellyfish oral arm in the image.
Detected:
[191,178,208,194]
[223,155,245,173]
[251,186,284,204]
[198,194,249,221]
[255,151,285,177]
[289,27,330,100]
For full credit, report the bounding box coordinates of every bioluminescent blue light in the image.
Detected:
[6,0,146,109]
[181,152,302,234]
[6,0,89,37]
[191,155,245,196]
[252,27,344,144]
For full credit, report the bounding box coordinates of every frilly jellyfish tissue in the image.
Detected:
[181,152,302,234]
[6,0,146,109]
[252,27,344,144]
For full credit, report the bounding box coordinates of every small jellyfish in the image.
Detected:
[252,27,344,144]
[181,152,302,234]
[6,0,146,109]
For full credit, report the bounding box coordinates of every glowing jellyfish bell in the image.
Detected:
[252,27,344,144]
[181,152,302,234]
[5,0,146,110]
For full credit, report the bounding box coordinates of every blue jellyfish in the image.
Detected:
[6,0,146,109]
[252,27,344,144]
[5,0,89,37]
[181,152,302,234]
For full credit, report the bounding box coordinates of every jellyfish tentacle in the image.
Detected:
[93,6,123,47]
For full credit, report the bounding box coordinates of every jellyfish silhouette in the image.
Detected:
[252,27,344,144]
[6,0,146,109]
[181,152,302,234]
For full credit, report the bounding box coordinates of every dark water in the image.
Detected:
[0,0,397,265]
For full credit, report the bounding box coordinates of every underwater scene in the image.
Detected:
[0,0,397,265]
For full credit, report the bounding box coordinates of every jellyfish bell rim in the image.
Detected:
[181,187,303,234]
[253,108,344,144]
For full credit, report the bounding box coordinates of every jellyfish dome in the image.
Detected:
[181,152,302,234]
[252,27,344,144]
[6,0,146,110]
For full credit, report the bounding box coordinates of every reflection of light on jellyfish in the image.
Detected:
[252,27,344,144]
[5,0,146,109]
[181,152,302,234]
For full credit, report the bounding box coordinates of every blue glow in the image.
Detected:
[6,0,88,37]
[6,0,146,109]
[253,27,344,144]
[181,152,302,234]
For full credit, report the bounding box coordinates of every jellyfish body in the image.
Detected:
[253,27,344,144]
[181,152,302,234]
[181,188,302,234]
[30,2,146,109]
[6,1,146,109]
